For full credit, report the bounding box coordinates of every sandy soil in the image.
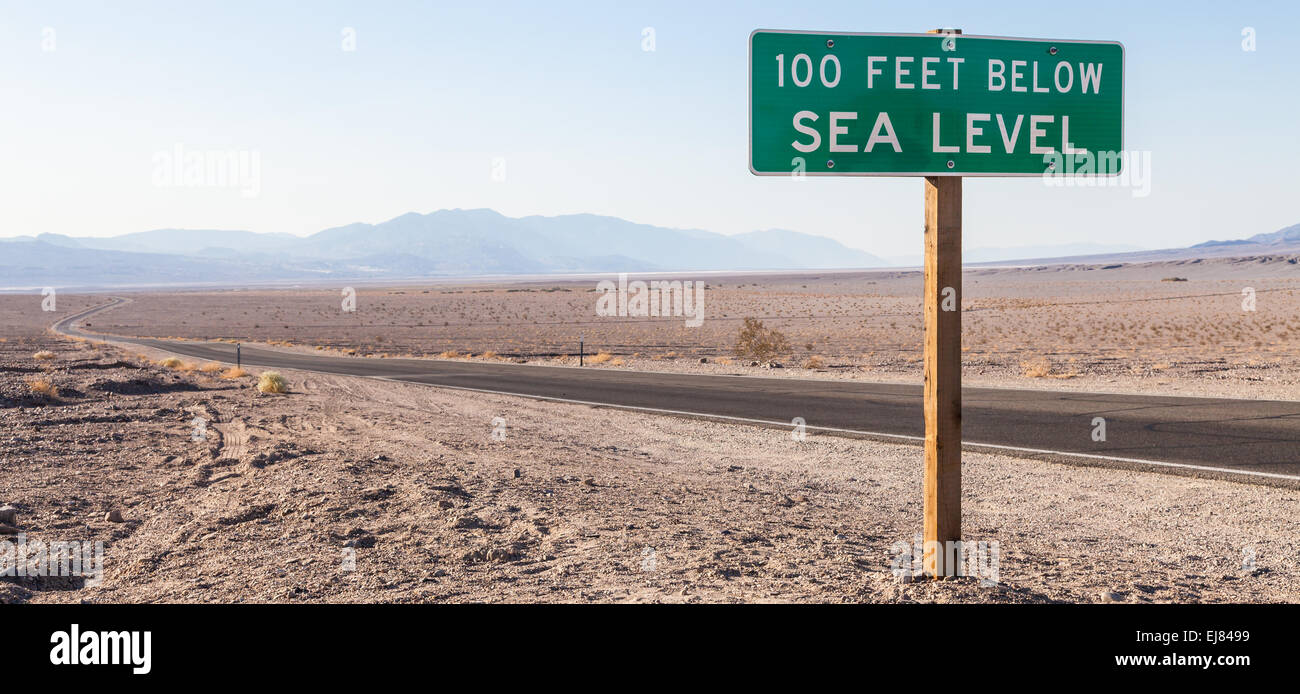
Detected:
[3,328,1297,603]
[64,255,1300,401]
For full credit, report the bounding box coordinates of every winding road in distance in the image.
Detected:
[55,297,1300,484]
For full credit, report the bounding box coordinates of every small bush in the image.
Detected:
[610,357,625,366]
[1021,357,1051,378]
[27,378,58,398]
[32,350,55,361]
[158,357,184,368]
[221,367,249,379]
[734,318,791,364]
[257,371,288,394]
[479,350,498,360]
[438,350,461,359]
[802,355,825,369]
[589,351,613,364]
[199,362,224,373]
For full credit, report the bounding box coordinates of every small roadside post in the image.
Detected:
[236,343,241,370]
[749,27,1124,577]
[579,334,584,366]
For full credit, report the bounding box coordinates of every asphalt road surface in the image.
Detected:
[56,298,1300,482]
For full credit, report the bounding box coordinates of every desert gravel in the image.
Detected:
[3,334,1298,603]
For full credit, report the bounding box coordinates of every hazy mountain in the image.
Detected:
[967,223,1300,267]
[5,211,1295,290]
[887,242,1147,267]
[732,229,890,268]
[1193,223,1300,249]
[0,209,888,289]
[35,229,299,256]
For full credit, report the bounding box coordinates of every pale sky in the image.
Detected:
[0,0,1296,257]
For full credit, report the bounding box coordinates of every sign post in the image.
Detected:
[922,28,961,578]
[923,173,961,576]
[749,28,1123,577]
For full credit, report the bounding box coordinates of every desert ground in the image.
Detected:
[2,258,1300,603]
[72,254,1300,400]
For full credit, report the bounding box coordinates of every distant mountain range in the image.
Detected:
[1,209,1297,289]
[886,242,1148,267]
[0,209,889,289]
[961,222,1300,267]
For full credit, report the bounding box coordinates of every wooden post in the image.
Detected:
[922,175,962,577]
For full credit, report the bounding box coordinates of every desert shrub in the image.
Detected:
[1021,357,1051,378]
[199,362,224,373]
[158,357,183,368]
[32,350,55,360]
[439,350,460,359]
[610,357,625,366]
[802,355,825,369]
[221,367,249,379]
[27,378,58,398]
[257,371,288,394]
[479,350,498,360]
[589,351,613,364]
[734,318,790,364]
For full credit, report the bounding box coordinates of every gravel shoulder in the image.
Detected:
[3,334,1297,603]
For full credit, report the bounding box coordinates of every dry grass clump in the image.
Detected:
[1019,356,1078,379]
[438,350,461,359]
[479,350,498,360]
[221,367,249,379]
[256,371,288,394]
[1021,357,1052,378]
[734,317,790,364]
[610,357,625,366]
[588,351,614,364]
[26,377,58,398]
[199,362,224,373]
[802,355,825,369]
[158,356,184,369]
[32,350,56,361]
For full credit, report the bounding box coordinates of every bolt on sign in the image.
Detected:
[749,31,1124,176]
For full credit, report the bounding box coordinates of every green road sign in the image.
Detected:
[749,31,1124,177]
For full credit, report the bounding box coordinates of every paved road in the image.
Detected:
[56,298,1300,481]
